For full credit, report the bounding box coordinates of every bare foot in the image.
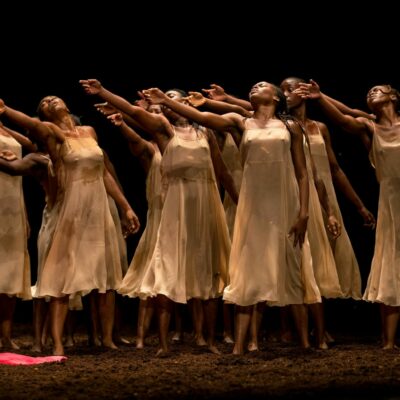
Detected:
[232,345,244,356]
[2,338,20,350]
[155,348,170,358]
[102,340,118,350]
[172,332,184,343]
[64,336,75,348]
[53,344,64,356]
[316,341,329,350]
[247,342,259,352]
[88,337,102,347]
[114,336,131,345]
[383,344,399,350]
[136,338,144,349]
[325,331,335,344]
[208,344,221,355]
[223,335,234,344]
[195,334,207,347]
[31,343,43,353]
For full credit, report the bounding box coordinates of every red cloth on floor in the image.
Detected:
[0,352,67,365]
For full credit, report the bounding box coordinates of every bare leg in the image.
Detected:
[136,298,155,349]
[64,310,76,347]
[309,303,328,349]
[280,305,293,343]
[190,299,206,346]
[49,296,69,356]
[223,303,234,344]
[172,303,184,342]
[88,291,101,346]
[248,303,265,351]
[98,290,117,349]
[233,305,252,355]
[32,298,48,352]
[381,304,400,349]
[113,294,130,345]
[0,295,19,349]
[156,294,173,356]
[203,298,220,354]
[291,304,311,349]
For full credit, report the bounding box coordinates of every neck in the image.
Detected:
[53,113,76,131]
[375,103,399,125]
[253,104,276,121]
[289,104,307,123]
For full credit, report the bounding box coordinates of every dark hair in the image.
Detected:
[379,84,400,113]
[283,76,306,85]
[166,88,188,98]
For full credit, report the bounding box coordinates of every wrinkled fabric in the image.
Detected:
[0,352,66,365]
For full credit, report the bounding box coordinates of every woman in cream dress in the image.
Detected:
[295,81,400,349]
[0,97,139,355]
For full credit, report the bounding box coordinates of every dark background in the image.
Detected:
[1,5,398,335]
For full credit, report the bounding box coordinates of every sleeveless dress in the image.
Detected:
[0,134,31,299]
[221,132,243,238]
[308,122,362,299]
[363,123,400,305]
[118,149,162,297]
[303,138,343,298]
[35,136,122,298]
[223,119,321,306]
[138,127,230,303]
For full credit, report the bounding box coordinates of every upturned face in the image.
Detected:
[280,78,303,110]
[249,81,277,105]
[37,96,68,120]
[366,85,393,111]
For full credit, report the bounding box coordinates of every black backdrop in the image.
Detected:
[1,6,398,334]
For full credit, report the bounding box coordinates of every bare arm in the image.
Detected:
[106,113,155,174]
[0,123,37,152]
[320,122,376,228]
[206,129,238,204]
[0,152,46,176]
[80,80,172,141]
[202,84,253,111]
[144,88,243,132]
[103,165,140,236]
[288,121,309,248]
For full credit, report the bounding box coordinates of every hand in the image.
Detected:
[327,215,341,239]
[142,88,168,105]
[288,216,308,248]
[202,84,227,101]
[0,98,5,115]
[358,206,376,229]
[107,113,123,127]
[293,79,322,100]
[79,79,103,95]
[185,91,206,107]
[0,150,18,161]
[94,102,118,116]
[121,208,140,238]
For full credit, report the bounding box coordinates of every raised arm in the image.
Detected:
[80,79,172,141]
[186,91,252,117]
[143,88,243,133]
[203,84,253,111]
[294,82,372,149]
[0,152,47,176]
[319,122,376,228]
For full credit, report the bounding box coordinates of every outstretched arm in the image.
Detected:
[320,122,376,228]
[0,152,46,176]
[80,79,172,140]
[294,81,372,150]
[203,84,253,111]
[143,88,243,132]
[186,91,252,117]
